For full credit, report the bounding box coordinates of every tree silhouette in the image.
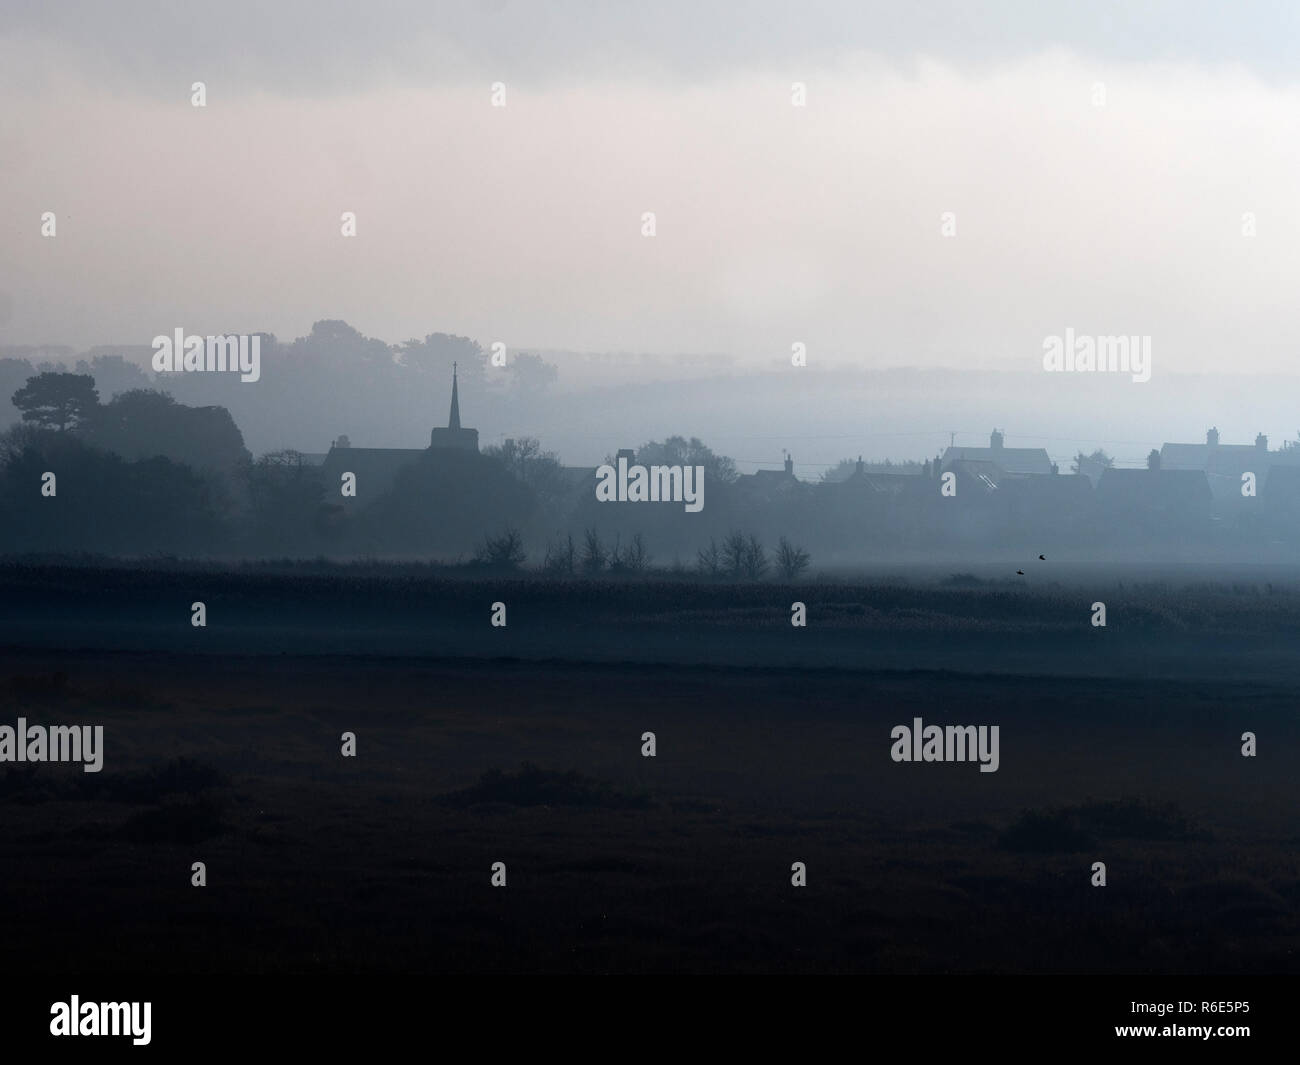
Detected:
[395,332,487,390]
[775,536,811,580]
[483,436,569,510]
[629,436,739,485]
[12,372,99,430]
[1070,449,1114,474]
[73,354,151,400]
[499,352,558,394]
[79,388,249,471]
[581,528,608,574]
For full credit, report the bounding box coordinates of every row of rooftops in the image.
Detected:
[722,428,1300,513]
[299,362,1294,511]
[737,428,1296,487]
[300,368,1285,496]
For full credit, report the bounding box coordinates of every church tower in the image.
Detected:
[430,362,479,451]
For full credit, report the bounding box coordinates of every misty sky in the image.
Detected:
[4,1,1300,380]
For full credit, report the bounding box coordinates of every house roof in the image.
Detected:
[942,446,1052,476]
[999,473,1093,500]
[319,446,422,501]
[821,468,920,494]
[1096,467,1211,508]
[859,473,917,494]
[1263,465,1300,496]
[735,468,804,501]
[1159,442,1266,475]
[943,459,1003,492]
[557,466,598,497]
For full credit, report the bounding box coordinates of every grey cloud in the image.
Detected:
[3,0,1300,96]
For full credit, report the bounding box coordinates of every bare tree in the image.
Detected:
[483,436,569,510]
[741,534,768,580]
[543,532,576,575]
[581,527,607,575]
[696,538,723,578]
[474,526,526,569]
[622,532,650,573]
[775,536,811,580]
[607,532,626,572]
[608,532,651,574]
[722,530,748,578]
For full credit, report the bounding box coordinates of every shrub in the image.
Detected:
[581,528,607,575]
[696,538,723,578]
[473,526,526,570]
[77,757,228,803]
[119,795,227,845]
[609,532,651,574]
[543,532,576,575]
[775,536,811,580]
[440,763,649,809]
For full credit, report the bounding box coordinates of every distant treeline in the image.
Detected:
[0,320,558,456]
[5,358,1300,566]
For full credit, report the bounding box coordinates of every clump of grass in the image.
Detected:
[8,671,71,701]
[441,762,650,809]
[1072,797,1207,842]
[998,809,1096,852]
[78,757,228,803]
[999,796,1207,852]
[0,764,63,804]
[119,795,227,845]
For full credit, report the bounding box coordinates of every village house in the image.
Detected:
[941,429,1054,479]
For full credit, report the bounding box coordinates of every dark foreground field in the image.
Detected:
[2,638,1297,974]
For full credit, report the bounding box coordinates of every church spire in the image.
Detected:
[448,361,461,430]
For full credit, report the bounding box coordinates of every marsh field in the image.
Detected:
[1,562,1298,974]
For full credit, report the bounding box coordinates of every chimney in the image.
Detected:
[1206,427,1219,447]
[856,454,864,475]
[784,453,794,476]
[1256,432,1268,451]
[616,448,636,464]
[990,428,1004,450]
